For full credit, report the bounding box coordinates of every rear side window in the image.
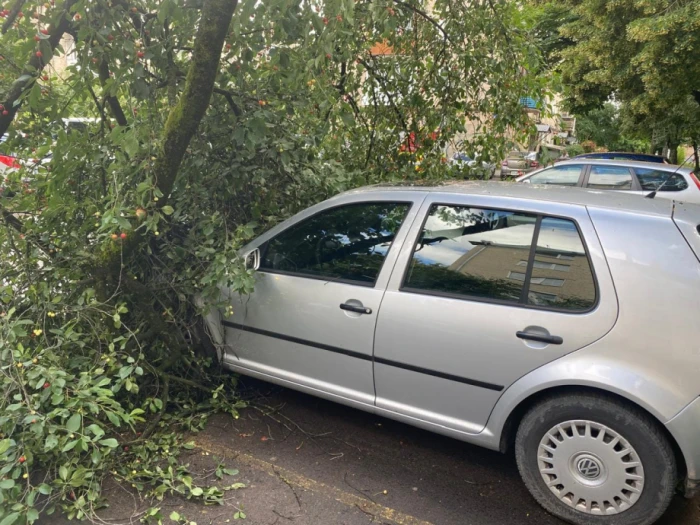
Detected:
[403,205,597,312]
[586,165,634,190]
[635,168,688,192]
[261,202,410,285]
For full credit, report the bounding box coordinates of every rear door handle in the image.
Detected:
[516,331,563,345]
[340,303,372,315]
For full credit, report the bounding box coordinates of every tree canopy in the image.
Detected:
[526,0,700,164]
[0,0,542,520]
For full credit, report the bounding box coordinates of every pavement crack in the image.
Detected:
[273,467,303,509]
[344,472,377,503]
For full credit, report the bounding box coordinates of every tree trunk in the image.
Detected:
[668,141,679,164]
[693,141,700,172]
[151,0,238,205]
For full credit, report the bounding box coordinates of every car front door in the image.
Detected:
[220,193,425,408]
[372,194,618,435]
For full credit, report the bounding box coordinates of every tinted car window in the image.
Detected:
[586,165,633,190]
[635,168,688,192]
[526,218,596,311]
[404,206,536,303]
[261,202,410,284]
[404,206,597,312]
[527,165,583,186]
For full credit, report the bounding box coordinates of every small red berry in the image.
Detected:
[17,11,23,17]
[123,446,129,451]
[326,53,331,59]
[111,233,118,240]
[336,15,342,21]
[107,34,114,41]
[131,6,138,13]
[42,75,49,81]
[120,232,127,239]
[41,29,49,35]
[322,16,328,25]
[2,110,8,116]
[18,456,26,463]
[35,51,42,58]
[34,35,40,41]
[43,382,50,389]
[137,51,144,58]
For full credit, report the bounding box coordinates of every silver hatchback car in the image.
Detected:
[204,182,700,525]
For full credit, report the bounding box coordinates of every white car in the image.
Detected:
[517,159,700,205]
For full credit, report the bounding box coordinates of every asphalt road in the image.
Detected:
[200,378,700,525]
[40,377,700,525]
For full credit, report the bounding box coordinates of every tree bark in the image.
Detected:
[693,140,699,172]
[151,0,238,205]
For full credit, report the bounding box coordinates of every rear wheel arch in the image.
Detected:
[498,385,686,479]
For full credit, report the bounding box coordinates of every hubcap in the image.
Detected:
[537,420,645,515]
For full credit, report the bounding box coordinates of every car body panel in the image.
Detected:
[373,193,618,433]
[218,190,428,406]
[203,182,700,488]
[666,396,700,484]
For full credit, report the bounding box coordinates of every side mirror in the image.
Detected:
[244,248,260,270]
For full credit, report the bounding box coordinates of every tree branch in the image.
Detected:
[98,59,129,126]
[1,0,27,34]
[0,0,78,137]
[213,87,242,116]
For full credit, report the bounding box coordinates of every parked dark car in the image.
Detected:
[570,152,670,164]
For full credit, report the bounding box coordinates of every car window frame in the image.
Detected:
[525,164,587,187]
[258,200,414,288]
[582,164,641,191]
[398,202,600,315]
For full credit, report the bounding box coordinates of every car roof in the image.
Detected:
[554,158,691,172]
[343,180,675,217]
[575,152,666,158]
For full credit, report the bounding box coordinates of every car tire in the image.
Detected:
[515,393,677,525]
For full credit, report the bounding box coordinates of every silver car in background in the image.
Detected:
[204,182,700,525]
[517,159,700,204]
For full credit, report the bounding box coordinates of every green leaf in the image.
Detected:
[59,465,68,481]
[169,512,181,521]
[44,434,58,451]
[0,479,15,489]
[190,487,203,496]
[26,508,39,523]
[0,439,12,455]
[0,512,20,525]
[62,439,78,452]
[161,205,174,215]
[66,413,82,432]
[98,438,119,448]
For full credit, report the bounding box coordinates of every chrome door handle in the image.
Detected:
[516,331,563,345]
[340,303,372,315]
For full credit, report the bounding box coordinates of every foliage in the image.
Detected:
[0,0,543,521]
[575,103,650,153]
[526,0,700,159]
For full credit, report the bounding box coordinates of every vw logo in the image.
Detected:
[577,457,602,479]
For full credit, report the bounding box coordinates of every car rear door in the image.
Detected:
[372,193,618,435]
